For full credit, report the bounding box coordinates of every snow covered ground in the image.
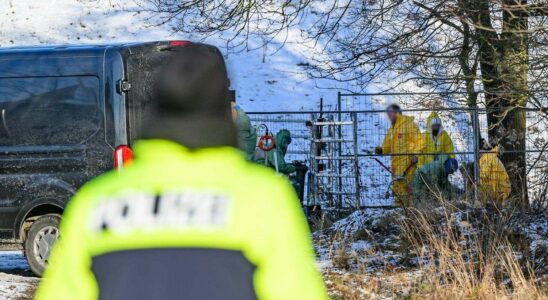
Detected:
[314,206,548,298]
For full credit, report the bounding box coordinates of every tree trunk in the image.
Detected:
[500,0,529,208]
[487,0,530,208]
[470,0,529,208]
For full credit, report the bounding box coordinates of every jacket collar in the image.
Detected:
[393,114,413,128]
[133,139,244,166]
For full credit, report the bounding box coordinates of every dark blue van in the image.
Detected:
[0,40,198,275]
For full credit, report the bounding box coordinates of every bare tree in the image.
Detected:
[136,0,547,207]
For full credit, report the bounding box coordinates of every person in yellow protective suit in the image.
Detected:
[419,112,455,166]
[479,144,511,202]
[36,43,326,300]
[375,104,423,206]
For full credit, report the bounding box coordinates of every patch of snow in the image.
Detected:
[521,217,548,252]
[316,259,333,271]
[331,208,398,237]
[0,272,37,300]
[350,240,372,252]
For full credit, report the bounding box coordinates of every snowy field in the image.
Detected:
[0,0,357,112]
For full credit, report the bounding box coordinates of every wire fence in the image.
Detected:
[248,95,547,209]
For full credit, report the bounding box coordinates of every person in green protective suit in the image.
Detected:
[410,155,459,202]
[230,93,257,161]
[257,129,296,175]
[36,43,326,300]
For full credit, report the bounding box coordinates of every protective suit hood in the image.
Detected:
[276,129,292,155]
[426,112,443,137]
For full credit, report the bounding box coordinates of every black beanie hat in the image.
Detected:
[143,43,237,149]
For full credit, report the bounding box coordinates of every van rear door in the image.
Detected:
[124,42,195,144]
[125,51,168,144]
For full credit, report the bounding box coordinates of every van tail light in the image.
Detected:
[159,41,192,51]
[169,40,191,47]
[114,145,133,172]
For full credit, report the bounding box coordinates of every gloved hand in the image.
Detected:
[374,147,383,155]
[410,155,418,164]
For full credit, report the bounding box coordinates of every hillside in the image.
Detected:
[0,0,355,112]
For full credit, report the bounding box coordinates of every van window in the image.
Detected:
[0,76,101,146]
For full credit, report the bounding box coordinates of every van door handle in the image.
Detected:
[116,80,132,94]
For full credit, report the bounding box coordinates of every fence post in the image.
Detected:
[337,92,343,208]
[352,112,361,209]
[472,108,481,203]
[310,113,317,207]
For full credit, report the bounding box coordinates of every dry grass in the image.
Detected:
[399,200,546,299]
[319,197,547,299]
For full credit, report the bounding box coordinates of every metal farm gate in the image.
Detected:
[248,112,362,208]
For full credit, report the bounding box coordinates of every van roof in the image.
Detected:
[0,41,190,55]
[0,41,196,78]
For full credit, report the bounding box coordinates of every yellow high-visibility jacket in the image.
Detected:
[479,146,511,201]
[420,112,455,166]
[36,140,326,300]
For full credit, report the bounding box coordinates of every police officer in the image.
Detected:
[36,43,326,300]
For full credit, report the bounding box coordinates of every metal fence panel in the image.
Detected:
[248,113,313,163]
[247,103,547,209]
